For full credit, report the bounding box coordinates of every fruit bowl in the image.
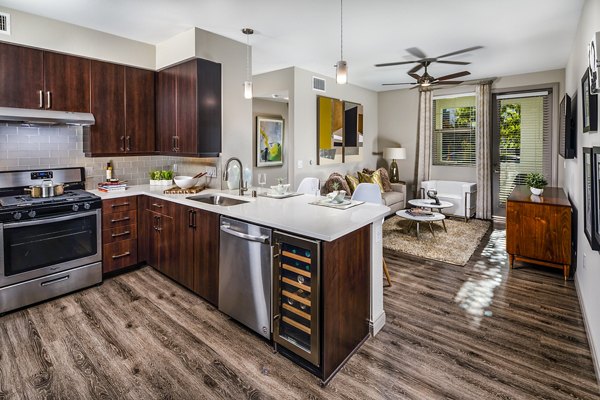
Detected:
[174,176,199,189]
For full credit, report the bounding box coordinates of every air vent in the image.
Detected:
[0,12,10,35]
[312,76,326,92]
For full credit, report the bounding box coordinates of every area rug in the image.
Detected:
[382,216,491,266]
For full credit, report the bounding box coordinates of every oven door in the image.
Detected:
[0,209,102,287]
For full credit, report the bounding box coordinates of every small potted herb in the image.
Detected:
[149,170,174,186]
[524,172,548,196]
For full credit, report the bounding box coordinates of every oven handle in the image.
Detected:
[41,275,69,287]
[1,210,100,229]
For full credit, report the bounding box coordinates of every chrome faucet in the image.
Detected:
[223,157,248,196]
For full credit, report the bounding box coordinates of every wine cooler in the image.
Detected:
[272,231,321,366]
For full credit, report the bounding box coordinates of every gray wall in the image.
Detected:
[563,0,600,380]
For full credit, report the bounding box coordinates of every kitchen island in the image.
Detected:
[91,184,389,385]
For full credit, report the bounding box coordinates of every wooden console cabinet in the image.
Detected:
[506,186,572,279]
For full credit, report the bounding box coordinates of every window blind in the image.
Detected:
[432,95,477,166]
[497,91,552,205]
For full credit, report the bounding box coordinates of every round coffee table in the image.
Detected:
[408,199,453,232]
[396,209,446,239]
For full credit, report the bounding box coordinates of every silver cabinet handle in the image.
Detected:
[46,91,51,109]
[110,217,131,223]
[111,230,131,238]
[41,275,69,287]
[38,90,44,108]
[111,202,130,208]
[126,136,131,152]
[120,136,125,152]
[220,225,269,243]
[112,251,131,259]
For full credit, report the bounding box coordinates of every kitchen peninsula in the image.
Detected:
[92,185,389,385]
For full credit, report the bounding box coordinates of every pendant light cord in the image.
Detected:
[340,0,344,60]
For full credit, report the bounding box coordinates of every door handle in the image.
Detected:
[110,217,130,223]
[38,90,44,108]
[120,136,125,152]
[126,136,131,152]
[111,230,131,238]
[112,251,131,259]
[46,91,51,109]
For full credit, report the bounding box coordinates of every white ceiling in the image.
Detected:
[0,0,585,91]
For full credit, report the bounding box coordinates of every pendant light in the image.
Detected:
[335,0,347,84]
[242,28,254,99]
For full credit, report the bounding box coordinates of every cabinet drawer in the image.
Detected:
[103,210,137,229]
[103,239,138,273]
[102,196,137,213]
[145,198,176,216]
[102,224,137,244]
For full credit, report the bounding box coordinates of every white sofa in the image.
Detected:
[420,180,477,221]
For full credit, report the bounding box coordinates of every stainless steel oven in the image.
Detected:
[0,209,101,287]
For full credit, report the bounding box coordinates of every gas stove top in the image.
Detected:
[0,189,98,208]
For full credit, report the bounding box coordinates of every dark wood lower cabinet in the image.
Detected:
[102,196,138,274]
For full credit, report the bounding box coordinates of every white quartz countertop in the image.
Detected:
[90,185,390,241]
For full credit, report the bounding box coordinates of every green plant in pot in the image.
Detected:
[524,172,548,196]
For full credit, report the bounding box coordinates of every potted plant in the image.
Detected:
[149,170,174,185]
[524,172,548,196]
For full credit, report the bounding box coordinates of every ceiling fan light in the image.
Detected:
[244,80,253,99]
[336,60,348,84]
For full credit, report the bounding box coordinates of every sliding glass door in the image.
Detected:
[491,90,552,217]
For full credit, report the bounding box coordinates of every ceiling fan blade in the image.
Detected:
[408,72,422,81]
[436,46,483,59]
[382,82,414,86]
[437,60,471,65]
[375,60,419,67]
[433,81,464,85]
[408,64,423,74]
[406,47,427,59]
[435,71,471,81]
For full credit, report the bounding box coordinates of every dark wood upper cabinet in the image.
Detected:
[43,52,90,112]
[125,67,156,154]
[88,60,126,155]
[0,43,89,111]
[0,42,44,109]
[85,61,156,156]
[156,58,222,157]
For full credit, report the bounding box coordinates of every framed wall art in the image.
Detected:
[594,147,600,248]
[583,147,599,249]
[256,116,284,167]
[581,67,598,133]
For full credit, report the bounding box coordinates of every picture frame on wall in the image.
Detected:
[581,67,598,133]
[593,147,600,248]
[583,148,599,249]
[256,116,284,167]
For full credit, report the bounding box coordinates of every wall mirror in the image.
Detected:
[317,96,363,165]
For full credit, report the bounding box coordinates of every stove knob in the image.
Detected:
[83,202,91,210]
[13,212,22,220]
[28,210,36,218]
[72,204,79,212]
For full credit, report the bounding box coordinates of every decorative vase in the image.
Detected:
[530,187,544,196]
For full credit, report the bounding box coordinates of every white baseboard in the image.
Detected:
[575,277,600,392]
[369,310,386,336]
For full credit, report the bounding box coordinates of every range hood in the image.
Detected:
[0,107,95,126]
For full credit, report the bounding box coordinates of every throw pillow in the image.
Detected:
[377,168,393,192]
[357,170,385,193]
[321,173,351,195]
[345,174,360,193]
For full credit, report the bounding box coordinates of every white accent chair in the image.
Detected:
[420,180,477,221]
[351,183,392,286]
[296,177,320,195]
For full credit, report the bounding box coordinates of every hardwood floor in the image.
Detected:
[0,226,598,399]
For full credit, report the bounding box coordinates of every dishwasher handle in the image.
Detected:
[220,224,270,244]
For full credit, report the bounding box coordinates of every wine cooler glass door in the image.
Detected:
[273,231,320,366]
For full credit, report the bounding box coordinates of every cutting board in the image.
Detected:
[163,185,206,194]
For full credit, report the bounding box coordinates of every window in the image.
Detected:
[432,94,476,166]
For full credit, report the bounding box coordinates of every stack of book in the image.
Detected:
[97,180,128,192]
[406,207,433,217]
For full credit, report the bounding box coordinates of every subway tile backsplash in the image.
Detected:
[0,125,219,189]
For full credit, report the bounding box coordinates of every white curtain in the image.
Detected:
[475,82,492,219]
[413,88,433,198]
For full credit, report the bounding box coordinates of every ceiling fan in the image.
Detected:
[376,46,482,88]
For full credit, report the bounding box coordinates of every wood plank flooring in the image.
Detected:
[0,225,598,399]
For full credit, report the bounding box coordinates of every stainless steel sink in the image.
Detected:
[186,194,249,207]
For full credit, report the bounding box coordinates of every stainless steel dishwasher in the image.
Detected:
[219,216,272,339]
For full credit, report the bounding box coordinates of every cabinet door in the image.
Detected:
[90,60,125,154]
[175,60,198,154]
[157,213,178,280]
[175,205,196,291]
[0,43,44,109]
[43,52,90,112]
[193,209,220,305]
[196,58,222,156]
[125,67,155,154]
[156,66,177,153]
